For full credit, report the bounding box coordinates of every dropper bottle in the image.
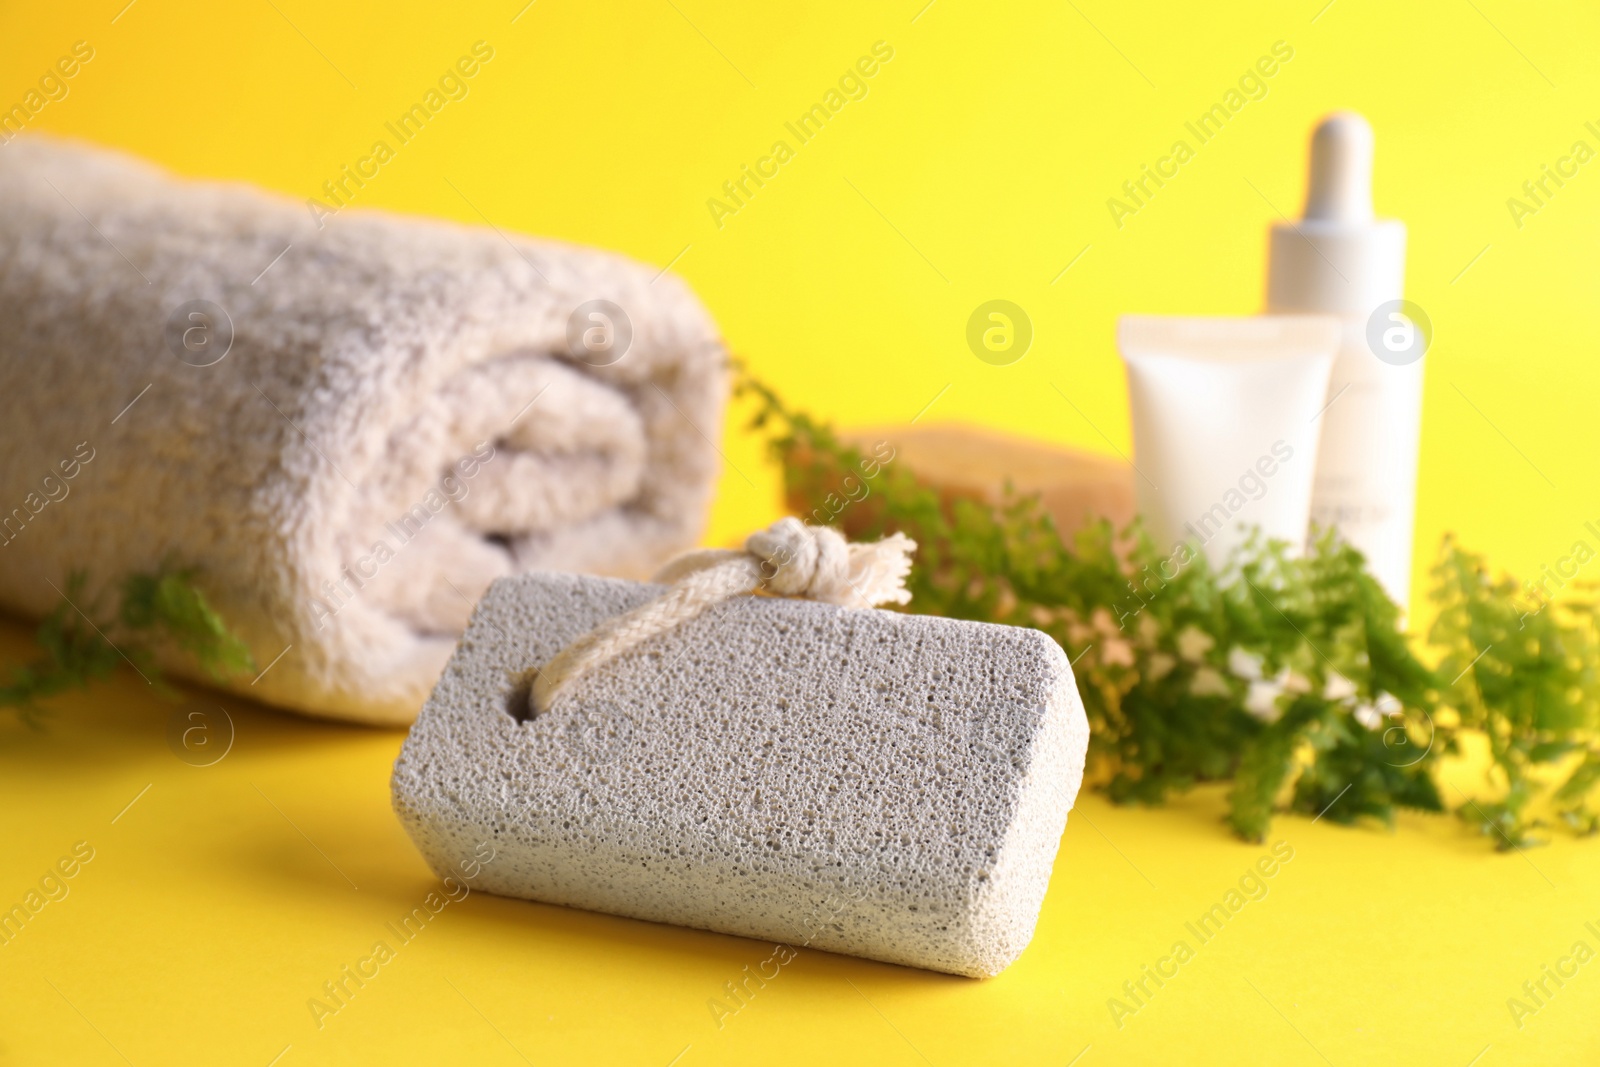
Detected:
[1266,112,1421,611]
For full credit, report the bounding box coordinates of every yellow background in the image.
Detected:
[4,0,1600,1063]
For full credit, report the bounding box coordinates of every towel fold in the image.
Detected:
[0,136,728,724]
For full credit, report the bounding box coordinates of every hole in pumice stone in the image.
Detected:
[505,670,537,724]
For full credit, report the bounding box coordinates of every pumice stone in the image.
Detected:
[391,570,1089,977]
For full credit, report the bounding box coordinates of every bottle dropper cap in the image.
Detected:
[1265,111,1404,315]
[1304,112,1374,222]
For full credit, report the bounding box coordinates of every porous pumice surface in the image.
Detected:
[391,571,1089,977]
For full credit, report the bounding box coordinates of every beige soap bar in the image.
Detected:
[795,423,1135,540]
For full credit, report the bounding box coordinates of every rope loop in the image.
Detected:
[529,518,916,716]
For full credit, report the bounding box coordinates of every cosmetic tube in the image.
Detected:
[1117,315,1340,568]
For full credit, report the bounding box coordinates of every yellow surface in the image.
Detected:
[4,0,1600,1063]
[7,627,1600,1067]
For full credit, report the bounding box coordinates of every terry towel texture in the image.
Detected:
[0,136,728,725]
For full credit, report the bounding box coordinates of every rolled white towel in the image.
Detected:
[0,136,728,725]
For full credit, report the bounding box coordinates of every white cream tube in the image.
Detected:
[1117,315,1340,568]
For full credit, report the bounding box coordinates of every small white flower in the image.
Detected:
[1189,666,1230,697]
[1245,680,1285,723]
[1102,638,1136,668]
[1353,703,1382,730]
[1146,652,1177,681]
[1375,691,1403,718]
[1227,646,1264,680]
[1177,626,1215,663]
[1323,671,1358,702]
[1279,669,1312,695]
